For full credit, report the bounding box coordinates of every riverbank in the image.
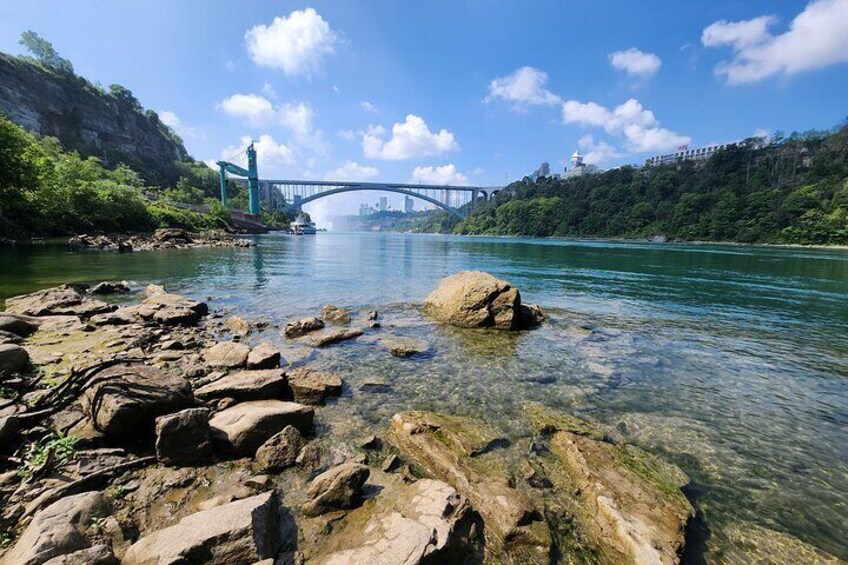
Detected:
[0,274,844,563]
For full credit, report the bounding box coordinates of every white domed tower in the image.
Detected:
[571,150,584,169]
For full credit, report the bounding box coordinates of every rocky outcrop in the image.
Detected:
[0,343,29,374]
[255,425,305,472]
[209,400,314,457]
[0,491,110,565]
[284,317,325,339]
[247,343,280,369]
[155,408,212,466]
[194,369,287,402]
[204,342,250,368]
[423,270,543,330]
[121,492,279,565]
[286,368,343,405]
[302,463,370,517]
[313,478,482,565]
[80,362,194,437]
[4,285,113,318]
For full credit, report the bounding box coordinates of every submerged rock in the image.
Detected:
[155,407,213,466]
[122,492,279,565]
[321,304,352,324]
[284,317,325,339]
[80,362,194,437]
[423,270,532,330]
[209,400,314,457]
[307,327,364,348]
[302,462,370,517]
[721,521,844,564]
[0,491,110,565]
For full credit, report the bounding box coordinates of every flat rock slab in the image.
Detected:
[284,317,325,338]
[0,491,110,565]
[286,367,343,406]
[122,492,279,565]
[194,369,287,402]
[81,362,194,437]
[209,400,314,457]
[307,328,364,348]
[4,285,114,319]
[204,342,251,368]
[247,343,281,369]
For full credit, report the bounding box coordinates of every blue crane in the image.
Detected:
[216,143,260,216]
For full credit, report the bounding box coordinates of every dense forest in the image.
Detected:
[417,125,848,245]
[0,33,288,239]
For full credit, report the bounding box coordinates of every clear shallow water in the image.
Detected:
[2,232,847,560]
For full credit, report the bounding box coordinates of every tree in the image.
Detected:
[19,31,74,74]
[109,84,142,111]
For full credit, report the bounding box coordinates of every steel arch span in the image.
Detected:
[293,185,467,219]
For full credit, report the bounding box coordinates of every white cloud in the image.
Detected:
[702,0,848,84]
[362,115,458,160]
[360,100,379,114]
[410,164,469,186]
[578,135,623,164]
[221,134,296,177]
[484,66,561,107]
[245,8,338,77]
[609,48,662,77]
[158,110,180,129]
[218,94,326,154]
[218,93,275,127]
[325,160,379,181]
[262,82,278,99]
[157,110,201,139]
[563,98,690,153]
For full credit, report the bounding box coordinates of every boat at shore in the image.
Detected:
[289,214,317,235]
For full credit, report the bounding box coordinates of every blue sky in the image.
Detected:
[2,0,847,218]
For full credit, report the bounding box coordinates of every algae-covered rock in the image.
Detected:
[720,522,844,565]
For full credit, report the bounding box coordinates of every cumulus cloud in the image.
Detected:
[563,98,689,153]
[245,8,338,76]
[157,110,201,139]
[220,134,296,177]
[609,48,662,77]
[360,101,379,114]
[218,94,326,154]
[362,115,458,160]
[325,160,379,181]
[578,135,623,164]
[410,164,469,186]
[484,66,561,107]
[218,94,275,127]
[702,0,848,84]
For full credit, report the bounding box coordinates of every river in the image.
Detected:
[2,232,847,561]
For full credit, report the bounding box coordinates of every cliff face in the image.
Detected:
[0,53,188,186]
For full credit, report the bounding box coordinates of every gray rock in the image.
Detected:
[286,367,343,406]
[0,491,110,565]
[42,544,117,565]
[194,369,287,402]
[247,343,281,369]
[283,317,325,339]
[122,492,278,565]
[153,306,201,327]
[89,281,130,295]
[153,228,190,242]
[209,400,314,457]
[155,408,212,466]
[90,308,137,326]
[4,285,114,318]
[423,271,524,330]
[0,314,38,337]
[255,425,305,472]
[0,415,19,451]
[321,304,352,324]
[204,342,251,368]
[307,327,364,348]
[302,462,370,517]
[0,343,29,374]
[80,362,194,437]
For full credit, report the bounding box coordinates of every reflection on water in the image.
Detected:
[2,232,847,560]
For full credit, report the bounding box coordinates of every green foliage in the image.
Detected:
[108,84,142,112]
[445,127,848,245]
[19,430,79,478]
[19,31,74,74]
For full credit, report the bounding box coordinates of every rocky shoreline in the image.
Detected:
[0,272,843,564]
[67,228,254,253]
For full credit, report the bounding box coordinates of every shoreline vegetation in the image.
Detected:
[1,272,842,564]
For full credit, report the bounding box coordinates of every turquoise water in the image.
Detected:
[2,232,847,560]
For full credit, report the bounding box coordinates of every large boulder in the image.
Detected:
[155,407,213,466]
[122,492,279,565]
[389,411,550,561]
[286,367,342,406]
[4,285,113,318]
[0,314,39,337]
[255,425,305,472]
[247,343,281,369]
[0,415,19,451]
[284,317,325,339]
[0,491,110,565]
[80,362,194,437]
[423,271,542,330]
[301,463,370,517]
[209,400,314,457]
[194,369,287,402]
[204,342,251,368]
[313,478,482,565]
[0,343,30,374]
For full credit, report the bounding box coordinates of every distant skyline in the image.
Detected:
[2,0,847,219]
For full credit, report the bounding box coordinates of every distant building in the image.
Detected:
[379,196,388,212]
[404,195,414,213]
[359,203,377,217]
[644,142,740,167]
[562,150,600,178]
[528,161,551,181]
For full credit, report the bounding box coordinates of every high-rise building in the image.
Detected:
[404,196,414,213]
[379,196,388,212]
